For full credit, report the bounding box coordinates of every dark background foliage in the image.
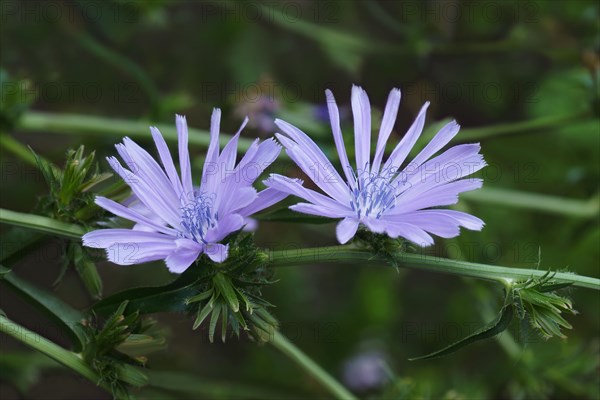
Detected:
[1,0,598,399]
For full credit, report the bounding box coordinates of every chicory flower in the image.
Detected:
[83,110,285,273]
[267,86,485,246]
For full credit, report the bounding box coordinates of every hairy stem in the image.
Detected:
[269,246,600,290]
[1,208,598,290]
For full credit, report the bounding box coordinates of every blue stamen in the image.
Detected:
[349,168,397,220]
[180,191,217,244]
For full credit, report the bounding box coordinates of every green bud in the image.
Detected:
[513,272,577,340]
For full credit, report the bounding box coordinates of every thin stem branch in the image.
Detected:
[462,188,599,218]
[270,330,357,400]
[0,133,38,166]
[269,246,600,290]
[457,111,588,141]
[0,314,126,397]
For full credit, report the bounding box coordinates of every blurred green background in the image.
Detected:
[1,0,599,399]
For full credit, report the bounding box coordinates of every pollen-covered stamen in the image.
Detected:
[180,191,218,244]
[350,170,397,219]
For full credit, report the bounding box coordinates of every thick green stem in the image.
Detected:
[270,330,357,400]
[269,246,600,290]
[2,208,598,290]
[0,314,126,397]
[18,111,253,149]
[0,208,85,239]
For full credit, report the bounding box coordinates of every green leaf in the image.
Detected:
[0,265,86,351]
[235,287,253,313]
[221,304,228,343]
[185,289,213,304]
[92,264,207,316]
[213,273,239,313]
[409,303,515,361]
[208,304,222,343]
[193,301,214,331]
[536,282,575,293]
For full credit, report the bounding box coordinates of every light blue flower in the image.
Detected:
[83,110,285,273]
[267,86,486,245]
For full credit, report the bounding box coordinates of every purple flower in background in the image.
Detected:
[267,86,485,246]
[83,110,285,273]
[342,349,391,392]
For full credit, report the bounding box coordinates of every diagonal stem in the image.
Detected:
[270,330,357,400]
[0,314,127,398]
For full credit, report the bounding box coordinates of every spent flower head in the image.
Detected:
[267,86,486,246]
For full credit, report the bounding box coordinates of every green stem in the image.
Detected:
[270,246,600,290]
[2,206,598,290]
[0,314,126,397]
[144,370,292,399]
[457,111,588,141]
[270,330,357,400]
[18,111,254,150]
[462,188,599,218]
[0,208,85,239]
[0,133,38,166]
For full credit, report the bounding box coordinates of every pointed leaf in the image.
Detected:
[92,263,210,316]
[186,289,214,305]
[193,301,214,330]
[0,264,86,351]
[409,304,514,361]
[208,303,222,343]
[221,303,228,343]
[213,273,239,313]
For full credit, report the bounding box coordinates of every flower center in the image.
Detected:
[180,191,217,244]
[350,170,397,220]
